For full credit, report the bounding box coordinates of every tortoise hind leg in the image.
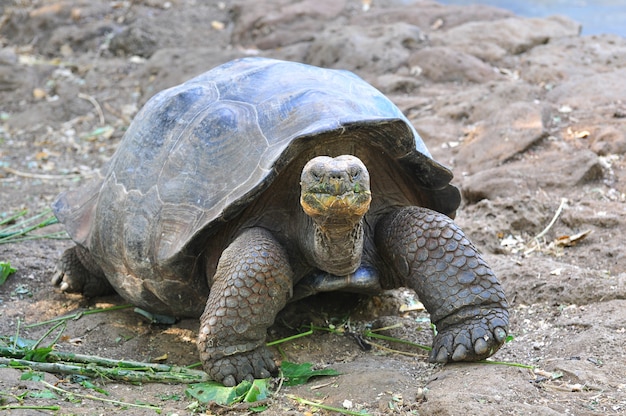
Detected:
[197,227,293,386]
[52,245,114,297]
[376,206,509,362]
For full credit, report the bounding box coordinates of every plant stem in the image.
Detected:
[0,209,59,243]
[24,304,133,328]
[479,359,534,369]
[0,404,60,411]
[0,209,27,226]
[363,330,431,351]
[41,380,162,410]
[266,329,314,346]
[31,321,66,350]
[0,357,210,383]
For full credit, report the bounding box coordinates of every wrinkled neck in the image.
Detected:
[308,219,364,276]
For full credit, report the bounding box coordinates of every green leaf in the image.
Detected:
[79,379,110,395]
[186,380,255,405]
[185,379,269,405]
[7,336,37,349]
[281,361,340,386]
[243,379,269,402]
[20,371,45,381]
[23,347,53,362]
[250,405,268,412]
[28,389,58,399]
[0,261,16,285]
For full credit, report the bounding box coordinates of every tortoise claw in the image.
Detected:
[429,312,508,363]
[202,346,278,387]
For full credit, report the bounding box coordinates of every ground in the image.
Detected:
[1,0,625,415]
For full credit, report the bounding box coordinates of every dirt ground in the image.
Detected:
[1,0,625,415]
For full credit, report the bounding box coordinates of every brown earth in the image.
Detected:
[1,0,625,415]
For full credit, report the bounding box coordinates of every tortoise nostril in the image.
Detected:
[329,170,348,181]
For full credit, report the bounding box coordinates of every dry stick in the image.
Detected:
[78,93,105,125]
[287,394,371,416]
[524,197,567,255]
[23,304,133,328]
[533,197,568,241]
[0,166,87,181]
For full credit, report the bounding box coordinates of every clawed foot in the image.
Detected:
[52,249,90,293]
[51,246,113,297]
[430,312,508,363]
[203,347,278,387]
[52,265,84,293]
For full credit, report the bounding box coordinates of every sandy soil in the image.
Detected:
[0,0,625,415]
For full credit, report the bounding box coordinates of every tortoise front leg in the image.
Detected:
[197,227,292,386]
[376,207,509,362]
[52,245,114,297]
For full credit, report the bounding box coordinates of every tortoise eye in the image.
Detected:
[311,170,323,181]
[349,168,361,181]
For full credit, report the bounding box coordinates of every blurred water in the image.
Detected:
[437,0,626,37]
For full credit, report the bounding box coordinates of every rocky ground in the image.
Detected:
[0,0,625,415]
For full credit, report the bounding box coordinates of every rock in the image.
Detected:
[561,202,624,229]
[413,115,464,150]
[232,0,347,49]
[421,364,564,415]
[409,46,502,83]
[431,15,581,62]
[461,149,603,203]
[349,2,514,32]
[109,26,157,58]
[590,126,626,156]
[455,101,546,173]
[520,34,626,84]
[306,22,425,73]
[546,68,626,110]
[372,73,422,94]
[489,256,626,305]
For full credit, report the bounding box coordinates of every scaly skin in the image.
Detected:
[52,245,114,297]
[197,227,293,386]
[376,206,509,362]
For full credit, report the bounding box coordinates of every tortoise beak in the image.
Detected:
[301,188,372,219]
[300,178,371,222]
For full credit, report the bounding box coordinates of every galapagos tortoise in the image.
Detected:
[52,57,509,386]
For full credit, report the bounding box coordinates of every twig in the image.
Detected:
[0,166,87,181]
[365,340,424,357]
[533,198,567,241]
[78,93,105,125]
[23,304,133,328]
[363,329,431,351]
[41,380,161,410]
[103,102,131,125]
[287,394,371,416]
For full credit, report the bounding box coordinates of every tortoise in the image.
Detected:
[52,57,509,386]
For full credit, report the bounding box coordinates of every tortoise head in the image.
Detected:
[300,155,372,229]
